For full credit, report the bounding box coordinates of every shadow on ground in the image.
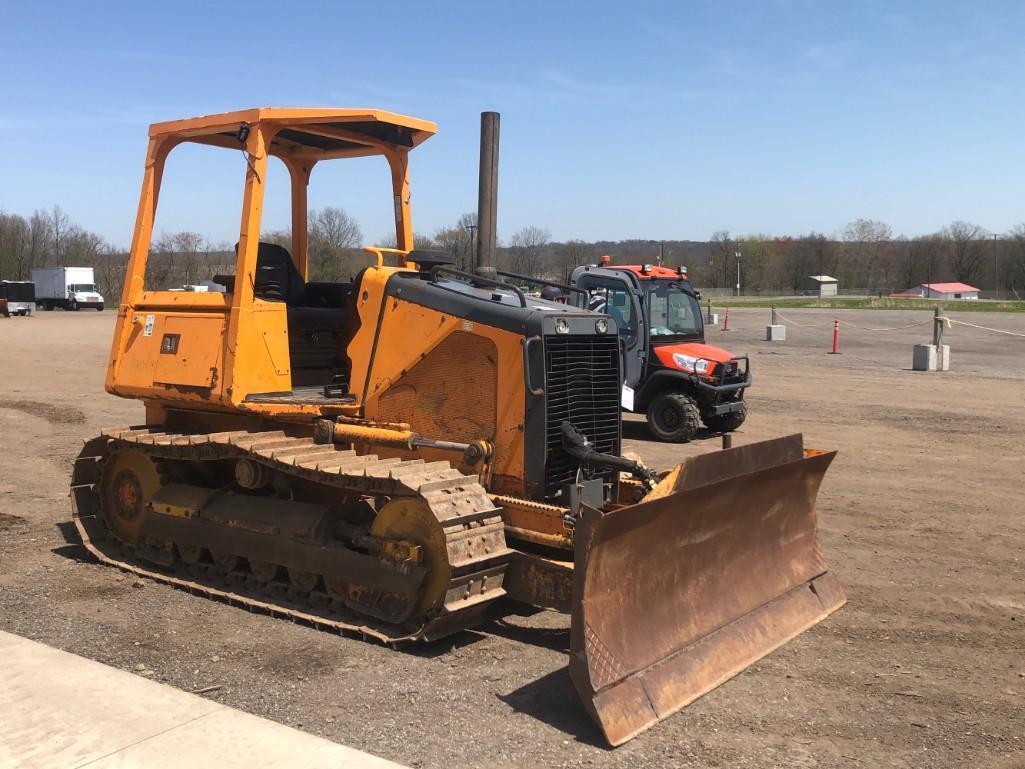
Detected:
[498,666,608,748]
[621,420,724,443]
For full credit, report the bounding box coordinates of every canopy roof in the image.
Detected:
[149,107,437,159]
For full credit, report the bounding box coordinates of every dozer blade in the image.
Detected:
[569,434,845,746]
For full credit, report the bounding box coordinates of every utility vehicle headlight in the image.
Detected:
[595,318,609,334]
[672,353,710,374]
[555,318,570,335]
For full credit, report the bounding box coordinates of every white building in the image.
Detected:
[911,282,980,300]
[802,275,838,297]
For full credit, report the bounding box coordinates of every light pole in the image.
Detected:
[993,233,998,295]
[927,250,933,298]
[464,223,478,272]
[735,250,742,296]
[648,239,665,266]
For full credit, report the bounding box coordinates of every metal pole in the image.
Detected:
[818,245,824,307]
[993,233,998,295]
[735,250,741,296]
[475,112,499,281]
[465,223,477,272]
[933,306,942,347]
[659,241,664,266]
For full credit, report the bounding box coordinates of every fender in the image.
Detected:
[632,369,699,411]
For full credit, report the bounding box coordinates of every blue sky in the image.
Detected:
[2,1,1023,247]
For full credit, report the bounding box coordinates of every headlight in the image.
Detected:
[554,318,570,335]
[672,353,710,374]
[595,318,609,334]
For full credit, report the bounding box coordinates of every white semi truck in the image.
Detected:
[31,267,105,311]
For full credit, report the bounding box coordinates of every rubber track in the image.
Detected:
[70,427,512,643]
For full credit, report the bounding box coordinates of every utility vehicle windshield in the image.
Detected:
[648,282,702,338]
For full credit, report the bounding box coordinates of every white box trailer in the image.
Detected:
[0,280,36,315]
[31,267,105,311]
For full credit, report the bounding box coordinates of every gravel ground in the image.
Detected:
[1,308,1023,769]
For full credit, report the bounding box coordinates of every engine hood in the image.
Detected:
[652,342,736,370]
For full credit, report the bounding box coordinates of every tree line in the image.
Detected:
[3,206,1025,299]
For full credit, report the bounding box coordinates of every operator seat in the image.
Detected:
[254,242,305,305]
[247,241,353,390]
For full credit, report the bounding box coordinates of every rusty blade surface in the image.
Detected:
[569,434,846,746]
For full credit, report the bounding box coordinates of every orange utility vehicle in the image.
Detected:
[569,260,748,442]
[71,107,844,746]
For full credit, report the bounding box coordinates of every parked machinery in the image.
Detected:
[71,108,844,745]
[569,259,749,442]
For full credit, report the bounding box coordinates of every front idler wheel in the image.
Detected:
[99,449,163,545]
[646,391,701,443]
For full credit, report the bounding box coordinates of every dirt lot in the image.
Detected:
[1,308,1023,769]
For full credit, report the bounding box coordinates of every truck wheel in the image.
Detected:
[703,402,748,433]
[96,305,104,312]
[646,392,701,443]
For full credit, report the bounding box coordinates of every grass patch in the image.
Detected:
[707,297,1025,313]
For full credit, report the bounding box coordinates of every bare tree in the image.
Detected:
[736,235,771,292]
[0,212,29,279]
[841,219,893,291]
[375,231,436,252]
[942,220,987,284]
[506,226,550,277]
[94,246,129,300]
[555,239,595,282]
[894,234,945,289]
[708,231,734,288]
[431,212,477,271]
[28,210,51,272]
[1007,224,1025,293]
[166,232,205,285]
[148,232,177,289]
[309,207,362,280]
[48,205,72,267]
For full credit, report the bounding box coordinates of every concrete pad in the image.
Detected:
[0,631,404,769]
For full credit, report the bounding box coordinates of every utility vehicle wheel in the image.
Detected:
[646,391,701,443]
[703,402,748,433]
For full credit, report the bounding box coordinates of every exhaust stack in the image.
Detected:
[475,111,499,280]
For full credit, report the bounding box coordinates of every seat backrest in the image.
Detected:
[253,242,304,305]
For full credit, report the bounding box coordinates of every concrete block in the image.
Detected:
[913,344,936,371]
[766,324,786,342]
[706,313,719,325]
[913,344,950,371]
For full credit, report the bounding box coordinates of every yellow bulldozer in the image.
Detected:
[71,107,845,746]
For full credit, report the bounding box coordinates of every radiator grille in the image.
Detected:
[543,334,621,493]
